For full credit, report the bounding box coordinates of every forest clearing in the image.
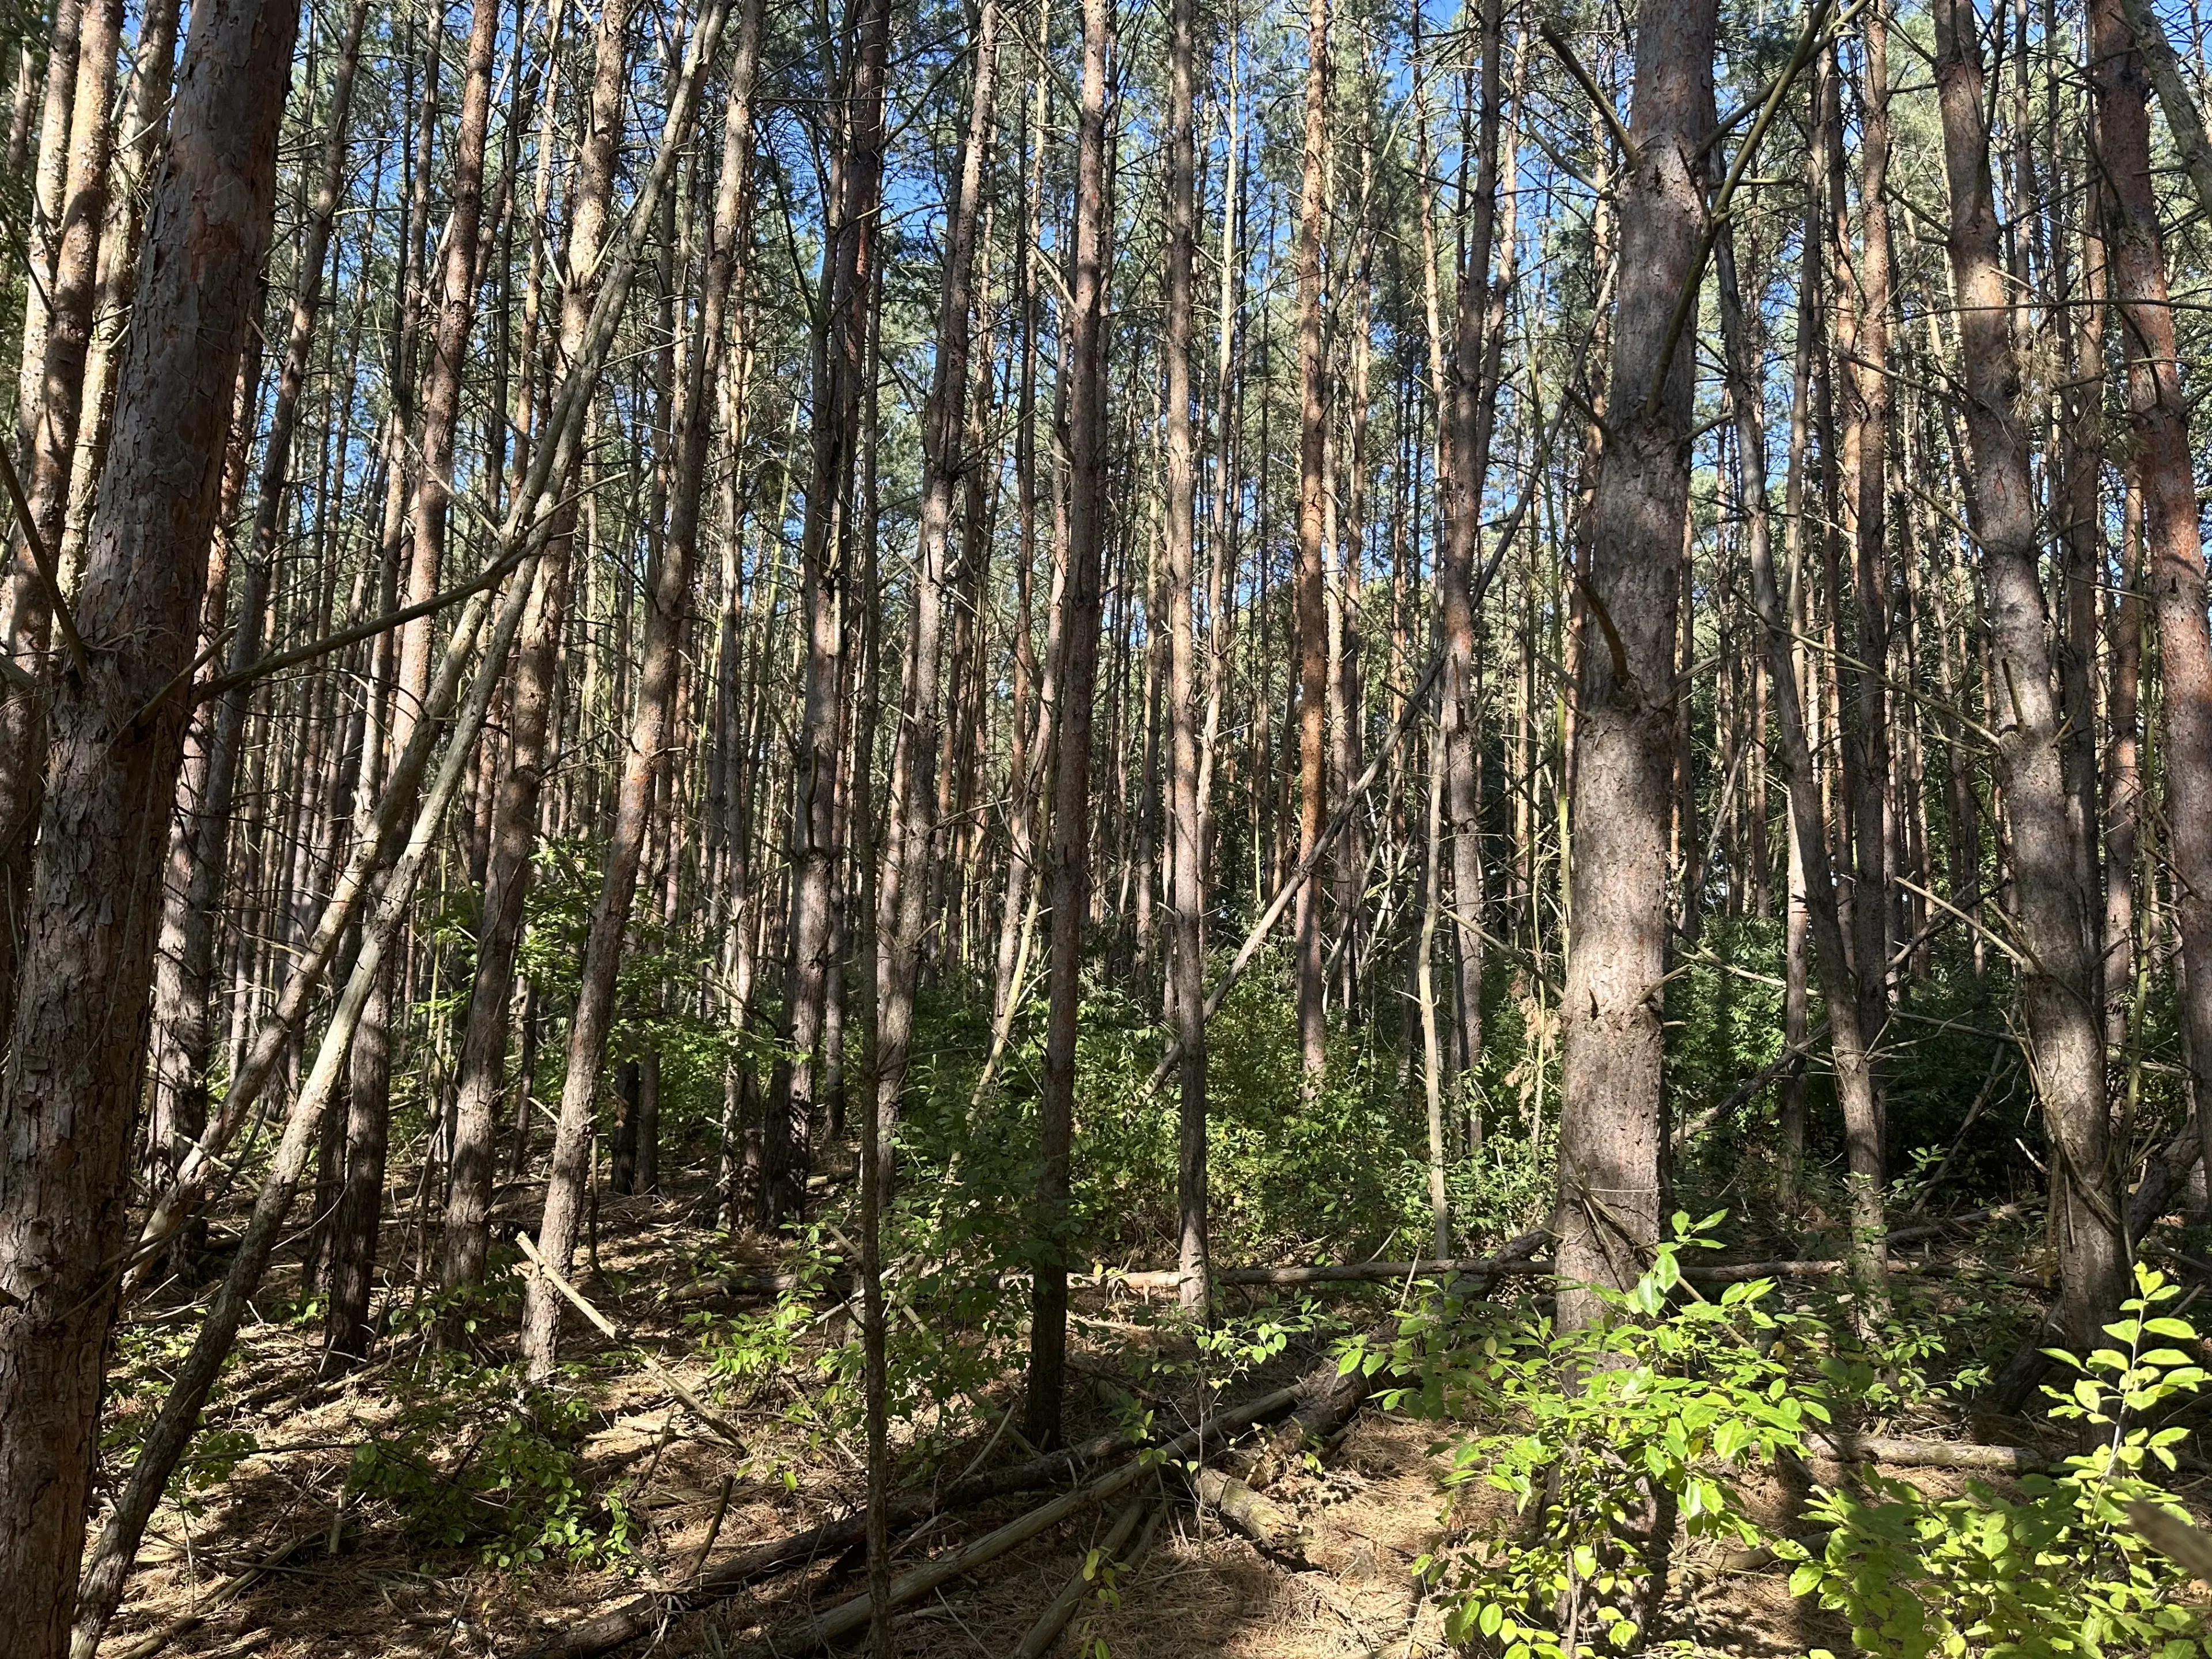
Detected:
[6,0,2212,1652]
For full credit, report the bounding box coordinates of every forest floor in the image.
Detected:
[91,1153,2196,1659]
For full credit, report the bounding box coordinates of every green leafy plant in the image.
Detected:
[344,1361,638,1570]
[1400,1214,1827,1657]
[1779,1262,2210,1659]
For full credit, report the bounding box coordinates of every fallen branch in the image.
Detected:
[1804,1432,2044,1472]
[1009,1490,1154,1659]
[107,1531,321,1659]
[1111,1255,1556,1291]
[775,1385,1304,1652]
[525,1396,1289,1658]
[516,1233,749,1456]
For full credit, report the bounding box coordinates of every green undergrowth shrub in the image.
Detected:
[1359,1224,2209,1659]
[344,1357,639,1571]
[1781,1263,2211,1659]
[1362,1214,1830,1657]
[896,954,1557,1270]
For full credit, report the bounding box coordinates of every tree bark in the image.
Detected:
[1554,0,1715,1330]
[2092,0,2212,1230]
[766,0,890,1229]
[0,0,300,1643]
[1933,0,2122,1347]
[1164,0,1207,1315]
[520,0,741,1380]
[1717,226,1889,1323]
[1290,0,1330,1081]
[1027,0,1111,1449]
[0,0,124,1039]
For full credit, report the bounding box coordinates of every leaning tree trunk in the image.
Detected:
[1554,0,1715,1332]
[1933,0,2122,1348]
[521,0,748,1381]
[443,0,635,1308]
[0,0,300,1646]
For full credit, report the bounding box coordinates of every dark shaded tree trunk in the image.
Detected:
[2093,0,2212,1219]
[0,0,301,1641]
[1934,0,2121,1348]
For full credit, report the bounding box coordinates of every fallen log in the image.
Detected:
[1109,1251,2035,1292]
[1882,1201,2039,1249]
[1191,1465,1309,1553]
[1239,1229,1552,1493]
[777,1384,1304,1652]
[1109,1256,1556,1291]
[1009,1490,1154,1659]
[1803,1431,2044,1472]
[527,1387,1300,1658]
[665,1268,817,1304]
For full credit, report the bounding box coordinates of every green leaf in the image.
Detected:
[1789,1563,1824,1597]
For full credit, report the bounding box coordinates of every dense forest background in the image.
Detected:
[3,0,2212,1652]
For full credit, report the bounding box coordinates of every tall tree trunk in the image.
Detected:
[323,0,505,1374]
[1025,0,1109,1449]
[521,0,740,1380]
[1933,0,2122,1347]
[1717,226,1889,1321]
[767,0,890,1229]
[1290,0,1330,1081]
[1164,0,1207,1314]
[145,0,368,1265]
[0,0,124,1039]
[1554,0,1715,1330]
[2092,0,2212,1226]
[0,0,300,1642]
[1844,8,1895,1108]
[861,9,995,1638]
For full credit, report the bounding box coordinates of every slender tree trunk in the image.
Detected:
[0,0,300,1641]
[1934,0,2122,1347]
[521,0,740,1379]
[0,0,124,1038]
[1554,0,1714,1330]
[1844,9,1895,1105]
[1290,0,1330,1080]
[1717,226,1889,1320]
[1164,0,1207,1315]
[322,0,505,1374]
[1026,0,1109,1449]
[145,0,368,1258]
